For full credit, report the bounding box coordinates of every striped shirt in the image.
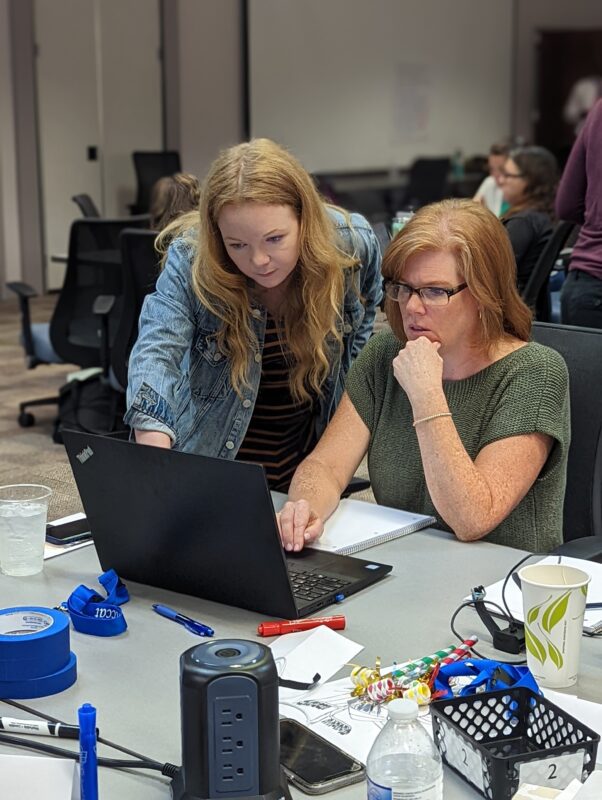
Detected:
[235,314,317,491]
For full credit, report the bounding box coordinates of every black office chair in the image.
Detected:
[7,216,148,431]
[108,229,161,392]
[71,194,101,218]
[333,188,392,226]
[392,157,451,211]
[531,322,602,561]
[521,221,577,322]
[130,150,181,215]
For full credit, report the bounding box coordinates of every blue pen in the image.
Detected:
[78,703,98,800]
[152,604,214,637]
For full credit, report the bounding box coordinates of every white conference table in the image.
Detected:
[0,527,600,799]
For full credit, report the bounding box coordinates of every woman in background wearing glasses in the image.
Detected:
[499,146,559,292]
[278,200,570,554]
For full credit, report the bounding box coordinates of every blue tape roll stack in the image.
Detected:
[0,607,77,698]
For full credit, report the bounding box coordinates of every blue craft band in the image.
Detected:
[65,569,129,637]
[0,652,77,699]
[0,607,71,681]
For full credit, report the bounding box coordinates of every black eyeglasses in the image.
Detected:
[384,281,468,307]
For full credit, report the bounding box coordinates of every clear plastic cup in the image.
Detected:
[0,484,53,576]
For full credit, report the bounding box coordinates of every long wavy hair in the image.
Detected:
[382,199,532,351]
[156,139,357,401]
[502,146,559,218]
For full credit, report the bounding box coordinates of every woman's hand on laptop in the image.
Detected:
[277,500,324,552]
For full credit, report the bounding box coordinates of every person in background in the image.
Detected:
[278,200,569,554]
[557,99,602,330]
[499,146,558,292]
[149,172,201,231]
[473,141,510,216]
[563,76,602,138]
[125,138,382,491]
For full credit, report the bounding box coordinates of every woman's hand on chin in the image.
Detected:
[393,337,445,410]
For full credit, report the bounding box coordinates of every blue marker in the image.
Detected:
[152,604,214,637]
[79,703,98,800]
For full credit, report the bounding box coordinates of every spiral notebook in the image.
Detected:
[309,498,436,555]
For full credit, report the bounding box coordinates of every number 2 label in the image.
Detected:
[518,752,584,788]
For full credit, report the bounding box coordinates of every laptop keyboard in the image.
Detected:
[287,566,351,603]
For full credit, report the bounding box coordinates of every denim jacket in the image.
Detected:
[125,208,382,456]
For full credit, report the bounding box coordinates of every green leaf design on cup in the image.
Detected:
[526,599,548,625]
[581,585,588,597]
[547,639,563,670]
[542,591,570,633]
[525,625,547,664]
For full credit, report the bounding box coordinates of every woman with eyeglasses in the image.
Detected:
[278,199,570,554]
[499,146,559,291]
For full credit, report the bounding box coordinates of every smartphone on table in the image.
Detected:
[45,516,92,546]
[280,719,365,794]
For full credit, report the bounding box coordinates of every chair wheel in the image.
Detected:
[18,411,35,427]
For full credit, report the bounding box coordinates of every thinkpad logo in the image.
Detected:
[76,446,94,464]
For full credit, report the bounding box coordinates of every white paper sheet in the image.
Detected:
[0,754,79,798]
[279,662,433,764]
[270,626,363,702]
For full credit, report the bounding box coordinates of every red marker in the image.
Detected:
[257,615,346,636]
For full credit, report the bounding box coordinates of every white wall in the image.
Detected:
[248,0,513,172]
[99,0,162,216]
[6,0,602,290]
[514,0,602,141]
[0,0,22,291]
[34,0,162,288]
[177,0,244,181]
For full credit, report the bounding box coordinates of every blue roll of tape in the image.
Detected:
[0,651,77,699]
[0,607,71,681]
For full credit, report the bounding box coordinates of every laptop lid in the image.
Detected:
[62,431,392,618]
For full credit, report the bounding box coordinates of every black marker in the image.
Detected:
[0,716,96,739]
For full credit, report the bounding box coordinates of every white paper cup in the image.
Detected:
[0,484,52,576]
[519,563,590,689]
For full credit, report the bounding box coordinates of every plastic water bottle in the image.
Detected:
[391,210,414,237]
[366,698,443,800]
[451,149,464,180]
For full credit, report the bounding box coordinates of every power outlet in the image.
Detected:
[211,687,259,794]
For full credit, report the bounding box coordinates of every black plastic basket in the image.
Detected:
[431,687,599,800]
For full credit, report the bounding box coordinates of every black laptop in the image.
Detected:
[62,431,392,619]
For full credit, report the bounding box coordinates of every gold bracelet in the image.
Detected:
[412,412,452,428]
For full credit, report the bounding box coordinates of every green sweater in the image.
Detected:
[345,332,570,552]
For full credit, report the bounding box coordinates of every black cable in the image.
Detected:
[0,731,160,770]
[0,698,180,777]
[499,552,561,623]
[450,598,527,665]
[1,698,164,767]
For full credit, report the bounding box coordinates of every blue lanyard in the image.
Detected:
[64,570,129,637]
